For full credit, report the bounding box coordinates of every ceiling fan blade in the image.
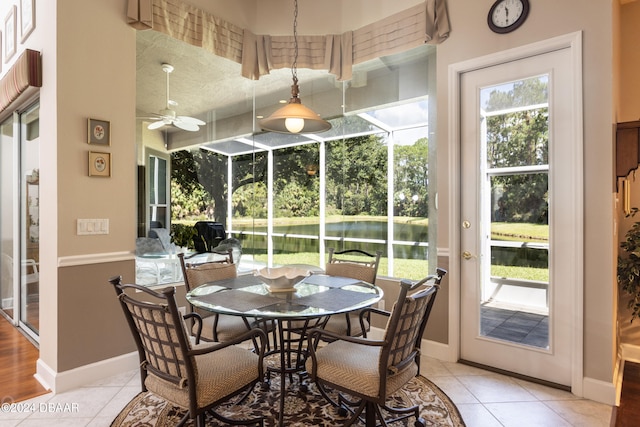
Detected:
[172,119,200,132]
[177,116,206,125]
[148,120,166,130]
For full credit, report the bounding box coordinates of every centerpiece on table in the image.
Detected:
[254,266,310,292]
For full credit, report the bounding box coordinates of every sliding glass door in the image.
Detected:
[20,104,40,337]
[0,102,40,341]
[0,115,15,321]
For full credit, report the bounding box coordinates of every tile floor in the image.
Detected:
[0,358,613,426]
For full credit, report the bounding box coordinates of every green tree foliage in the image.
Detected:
[274,144,320,217]
[485,77,549,224]
[171,134,392,221]
[326,135,388,216]
[394,137,429,217]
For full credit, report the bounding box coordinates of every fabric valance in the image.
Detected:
[127,0,449,81]
[0,49,42,115]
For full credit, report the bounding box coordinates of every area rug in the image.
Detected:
[111,374,465,427]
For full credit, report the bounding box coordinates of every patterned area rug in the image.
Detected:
[111,374,465,427]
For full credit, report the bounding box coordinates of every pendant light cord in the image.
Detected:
[291,0,299,90]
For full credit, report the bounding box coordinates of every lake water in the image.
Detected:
[231,220,429,259]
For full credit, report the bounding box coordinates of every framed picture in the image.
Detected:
[88,151,111,177]
[20,0,35,43]
[87,118,111,145]
[4,5,16,63]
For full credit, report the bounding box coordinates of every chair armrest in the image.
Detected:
[183,312,203,344]
[359,306,390,338]
[307,327,385,348]
[188,326,267,357]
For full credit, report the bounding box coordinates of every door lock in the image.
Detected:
[462,251,475,260]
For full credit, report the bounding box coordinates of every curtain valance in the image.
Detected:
[127,0,449,81]
[0,49,42,115]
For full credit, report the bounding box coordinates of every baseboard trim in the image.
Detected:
[370,326,454,364]
[421,337,455,362]
[582,376,617,406]
[36,352,139,393]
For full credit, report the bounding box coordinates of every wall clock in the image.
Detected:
[488,0,530,34]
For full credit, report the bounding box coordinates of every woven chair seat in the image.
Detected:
[145,344,261,409]
[305,340,417,399]
[322,312,370,336]
[195,313,252,342]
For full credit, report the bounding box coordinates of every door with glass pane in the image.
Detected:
[148,151,170,229]
[460,47,577,386]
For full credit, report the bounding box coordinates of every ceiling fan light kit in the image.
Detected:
[259,0,331,134]
[144,62,205,132]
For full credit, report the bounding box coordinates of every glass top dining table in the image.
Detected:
[185,272,383,426]
[185,272,383,320]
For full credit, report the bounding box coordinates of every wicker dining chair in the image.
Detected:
[178,251,256,343]
[305,269,446,427]
[322,248,382,339]
[108,276,266,427]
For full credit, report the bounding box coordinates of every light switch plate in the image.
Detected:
[77,219,109,235]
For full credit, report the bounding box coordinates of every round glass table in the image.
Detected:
[186,272,383,426]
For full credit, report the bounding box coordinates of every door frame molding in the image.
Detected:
[447,31,584,395]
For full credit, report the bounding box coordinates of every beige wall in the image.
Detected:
[0,0,625,398]
[436,0,615,385]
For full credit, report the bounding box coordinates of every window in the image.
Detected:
[136,44,438,285]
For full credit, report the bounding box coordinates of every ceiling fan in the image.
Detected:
[142,63,205,132]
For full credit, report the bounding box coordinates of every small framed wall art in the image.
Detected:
[88,151,111,177]
[4,5,16,63]
[87,118,110,145]
[20,0,35,43]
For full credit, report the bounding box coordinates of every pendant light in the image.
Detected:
[259,0,331,134]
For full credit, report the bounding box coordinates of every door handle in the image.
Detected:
[462,251,475,260]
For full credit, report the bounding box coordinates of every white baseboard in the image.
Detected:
[420,337,456,362]
[582,376,617,406]
[370,326,455,364]
[36,352,139,393]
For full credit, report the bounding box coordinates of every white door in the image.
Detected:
[459,45,580,387]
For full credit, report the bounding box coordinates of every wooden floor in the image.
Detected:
[615,361,640,427]
[0,316,49,403]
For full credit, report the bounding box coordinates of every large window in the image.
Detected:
[136,44,438,285]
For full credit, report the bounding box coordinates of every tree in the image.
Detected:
[485,77,549,224]
[394,137,429,217]
[326,135,388,216]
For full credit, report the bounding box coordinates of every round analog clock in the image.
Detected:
[488,0,530,34]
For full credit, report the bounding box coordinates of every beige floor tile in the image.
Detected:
[544,399,613,427]
[511,377,578,401]
[429,375,480,404]
[457,374,538,403]
[484,401,573,426]
[456,403,503,427]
